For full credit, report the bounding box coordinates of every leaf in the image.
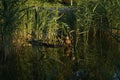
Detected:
[93,3,99,12]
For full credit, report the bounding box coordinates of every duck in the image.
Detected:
[65,47,71,56]
[64,36,71,47]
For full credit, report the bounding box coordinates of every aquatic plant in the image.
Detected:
[0,0,120,80]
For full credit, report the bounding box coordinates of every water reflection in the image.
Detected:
[0,39,119,80]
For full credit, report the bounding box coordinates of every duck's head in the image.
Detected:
[65,36,70,40]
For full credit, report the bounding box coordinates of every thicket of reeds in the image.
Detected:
[0,0,120,79]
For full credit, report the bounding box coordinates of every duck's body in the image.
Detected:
[65,47,71,56]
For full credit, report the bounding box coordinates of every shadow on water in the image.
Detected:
[0,36,119,80]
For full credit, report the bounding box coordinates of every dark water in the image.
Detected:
[0,37,120,80]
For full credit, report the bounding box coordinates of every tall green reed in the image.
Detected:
[0,0,27,60]
[26,6,68,44]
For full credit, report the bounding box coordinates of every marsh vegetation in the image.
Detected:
[0,0,120,80]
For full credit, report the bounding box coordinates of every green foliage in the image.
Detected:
[24,6,68,44]
[0,0,120,80]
